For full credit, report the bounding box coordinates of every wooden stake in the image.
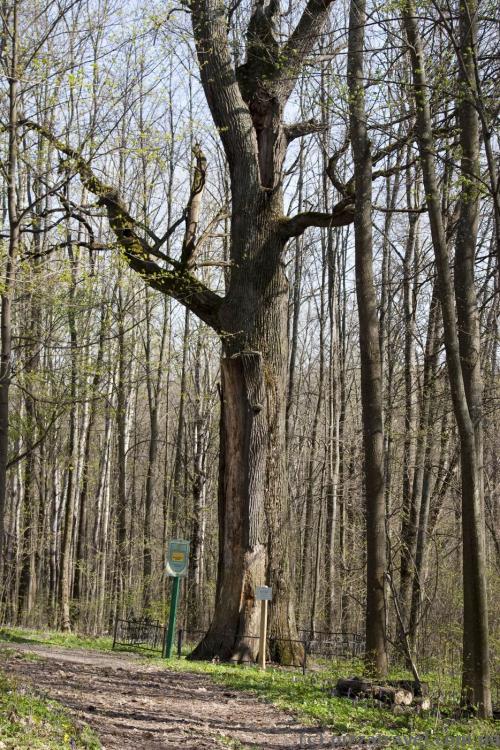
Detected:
[258,599,268,670]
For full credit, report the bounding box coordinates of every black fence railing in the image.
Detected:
[298,629,365,658]
[112,617,365,672]
[113,617,164,652]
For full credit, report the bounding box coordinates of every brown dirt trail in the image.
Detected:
[0,643,339,749]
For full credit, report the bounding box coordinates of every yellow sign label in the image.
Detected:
[166,539,190,577]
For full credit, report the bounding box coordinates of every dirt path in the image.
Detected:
[0,643,340,750]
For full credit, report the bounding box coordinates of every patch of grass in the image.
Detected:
[0,647,40,662]
[218,735,251,750]
[0,627,113,652]
[0,670,100,749]
[155,657,499,750]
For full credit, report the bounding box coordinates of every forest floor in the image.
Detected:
[0,633,498,749]
[0,642,342,750]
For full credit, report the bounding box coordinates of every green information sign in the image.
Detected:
[163,539,190,659]
[166,539,190,577]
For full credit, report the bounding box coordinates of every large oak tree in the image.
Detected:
[25,0,355,661]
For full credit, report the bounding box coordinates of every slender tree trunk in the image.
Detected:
[114,274,128,617]
[0,1,19,567]
[337,238,350,634]
[325,229,341,630]
[73,305,106,605]
[171,308,190,536]
[300,258,326,614]
[455,0,490,714]
[94,375,113,632]
[399,170,420,634]
[59,243,78,632]
[402,0,491,715]
[189,325,209,630]
[408,290,440,655]
[143,288,166,611]
[286,143,304,448]
[348,0,387,676]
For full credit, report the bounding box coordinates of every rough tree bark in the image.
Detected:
[0,1,19,567]
[348,0,388,676]
[59,241,78,632]
[402,0,491,716]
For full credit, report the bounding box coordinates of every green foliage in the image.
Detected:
[155,658,499,750]
[0,670,100,749]
[0,627,113,652]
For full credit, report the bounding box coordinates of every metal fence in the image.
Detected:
[298,629,365,658]
[113,617,164,652]
[112,617,365,672]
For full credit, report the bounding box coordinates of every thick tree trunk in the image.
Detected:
[190,354,266,660]
[190,192,300,662]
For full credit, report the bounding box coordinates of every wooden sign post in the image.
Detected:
[256,586,272,670]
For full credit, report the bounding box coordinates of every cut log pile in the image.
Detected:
[334,677,431,713]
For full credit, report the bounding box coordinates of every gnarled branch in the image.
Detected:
[181,144,208,268]
[280,198,354,238]
[20,120,223,331]
[285,119,327,143]
[190,0,260,188]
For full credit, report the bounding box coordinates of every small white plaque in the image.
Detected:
[256,586,273,601]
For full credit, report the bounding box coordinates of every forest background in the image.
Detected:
[0,0,498,716]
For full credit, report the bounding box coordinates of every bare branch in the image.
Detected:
[285,119,327,143]
[190,0,259,187]
[191,208,230,259]
[280,0,337,102]
[280,198,354,238]
[181,144,208,268]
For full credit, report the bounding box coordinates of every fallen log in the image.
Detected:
[413,696,431,711]
[392,696,431,715]
[385,679,429,697]
[336,678,413,705]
